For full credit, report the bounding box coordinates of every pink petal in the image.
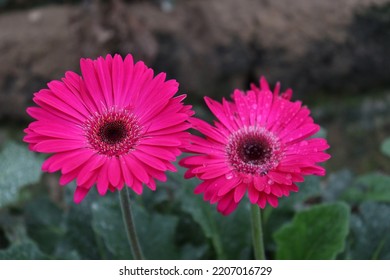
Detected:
[74,187,90,203]
[248,183,260,203]
[119,156,133,189]
[108,157,121,187]
[97,162,109,196]
[267,171,293,185]
[257,194,267,208]
[132,151,168,171]
[204,97,235,132]
[266,194,279,207]
[34,140,83,153]
[233,183,247,203]
[123,155,149,184]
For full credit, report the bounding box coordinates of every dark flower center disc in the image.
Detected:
[226,126,283,176]
[240,139,271,163]
[84,109,142,157]
[98,120,128,145]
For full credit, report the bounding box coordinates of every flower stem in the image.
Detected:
[119,187,144,260]
[250,204,266,260]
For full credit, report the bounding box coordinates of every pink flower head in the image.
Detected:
[24,54,193,203]
[180,77,330,215]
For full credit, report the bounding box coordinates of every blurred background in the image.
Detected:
[0,0,389,260]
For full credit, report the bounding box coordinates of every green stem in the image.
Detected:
[119,187,144,260]
[250,204,266,260]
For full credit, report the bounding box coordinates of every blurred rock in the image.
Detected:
[0,5,81,121]
[0,0,389,121]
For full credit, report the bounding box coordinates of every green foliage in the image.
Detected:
[323,170,353,202]
[63,192,102,259]
[25,197,65,255]
[92,193,180,260]
[0,140,389,260]
[274,203,350,259]
[342,173,390,203]
[135,203,179,259]
[177,173,251,259]
[0,142,43,208]
[91,196,132,259]
[348,202,390,259]
[217,203,251,259]
[0,240,48,260]
[381,137,390,157]
[179,181,226,259]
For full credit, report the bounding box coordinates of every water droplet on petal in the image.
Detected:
[268,179,274,185]
[252,104,258,109]
[286,174,292,179]
[225,172,233,180]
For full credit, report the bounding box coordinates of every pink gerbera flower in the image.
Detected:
[24,54,193,203]
[180,77,330,215]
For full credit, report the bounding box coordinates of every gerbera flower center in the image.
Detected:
[84,108,142,157]
[240,140,271,162]
[226,126,283,176]
[98,120,128,145]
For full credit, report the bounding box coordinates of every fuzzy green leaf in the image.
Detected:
[349,202,390,259]
[0,142,43,207]
[91,193,179,259]
[91,195,131,259]
[274,202,350,259]
[25,197,65,256]
[217,202,252,259]
[0,240,48,260]
[380,137,390,157]
[64,190,101,259]
[343,173,390,203]
[179,180,226,259]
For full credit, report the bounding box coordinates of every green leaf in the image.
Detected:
[176,159,252,259]
[0,240,48,260]
[217,202,251,259]
[91,195,132,259]
[0,213,29,244]
[135,203,179,260]
[349,202,390,259]
[24,197,65,255]
[180,244,208,260]
[0,142,43,207]
[63,188,101,259]
[274,202,350,259]
[91,192,179,259]
[342,173,390,203]
[380,137,390,157]
[179,179,226,259]
[323,170,353,202]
